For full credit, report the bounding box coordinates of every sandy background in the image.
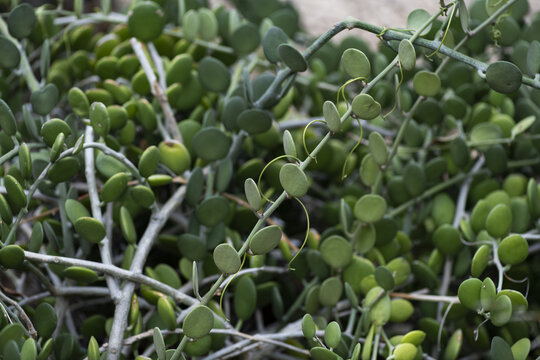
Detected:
[210,0,539,48]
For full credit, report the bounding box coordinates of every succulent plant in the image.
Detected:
[0,0,539,359]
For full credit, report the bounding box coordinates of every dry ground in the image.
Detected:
[210,0,540,50]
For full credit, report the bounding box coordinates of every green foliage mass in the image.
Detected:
[0,0,539,359]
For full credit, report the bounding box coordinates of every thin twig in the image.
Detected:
[84,127,121,300]
[130,38,183,144]
[106,185,187,360]
[0,289,37,339]
[390,292,459,303]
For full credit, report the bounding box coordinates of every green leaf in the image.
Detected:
[301,314,316,339]
[0,99,17,136]
[183,305,214,339]
[354,194,387,223]
[490,336,514,360]
[263,26,289,63]
[234,276,257,320]
[153,328,166,360]
[320,235,353,269]
[250,225,282,255]
[511,115,535,141]
[341,48,371,78]
[406,9,432,36]
[278,43,307,72]
[398,39,416,71]
[511,338,531,360]
[413,71,441,97]
[197,57,231,93]
[34,303,57,339]
[128,2,165,42]
[279,163,309,197]
[324,321,341,349]
[457,278,482,310]
[374,266,395,291]
[485,61,522,94]
[213,243,241,274]
[527,41,540,77]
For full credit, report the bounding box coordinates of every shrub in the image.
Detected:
[0,0,539,359]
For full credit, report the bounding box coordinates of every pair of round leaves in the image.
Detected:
[263,26,289,64]
[250,225,282,255]
[198,57,231,93]
[183,305,213,339]
[65,199,106,243]
[128,2,165,42]
[182,8,219,42]
[490,337,523,360]
[192,127,231,162]
[30,84,59,116]
[41,118,71,147]
[461,283,522,327]
[354,194,387,223]
[365,286,391,326]
[341,48,371,79]
[351,94,381,120]
[279,163,309,197]
[485,61,522,94]
[49,133,67,162]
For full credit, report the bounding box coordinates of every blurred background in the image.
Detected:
[2,0,538,48]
